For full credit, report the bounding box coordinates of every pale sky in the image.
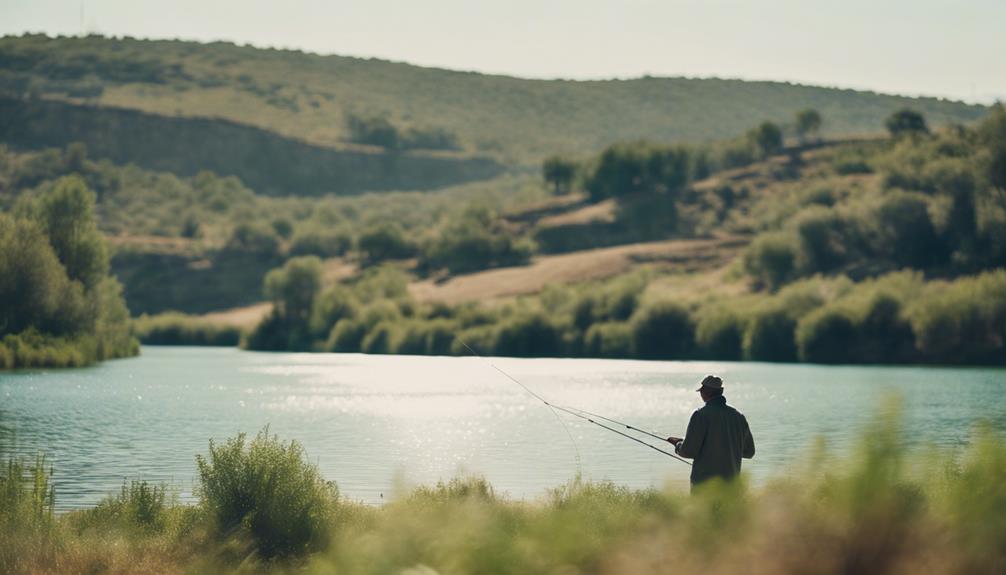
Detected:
[2,0,1003,103]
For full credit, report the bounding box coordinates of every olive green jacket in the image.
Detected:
[675,396,755,485]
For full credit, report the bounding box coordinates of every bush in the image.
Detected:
[326,319,368,352]
[395,319,456,356]
[361,321,398,354]
[225,222,280,257]
[743,232,797,291]
[583,322,633,358]
[630,301,694,359]
[494,312,563,357]
[358,223,416,265]
[793,207,857,274]
[133,312,242,346]
[885,108,928,137]
[196,428,339,558]
[874,192,942,269]
[796,307,858,364]
[288,228,352,258]
[81,480,169,533]
[695,308,745,360]
[910,270,1006,364]
[743,307,797,362]
[309,287,360,338]
[422,206,535,274]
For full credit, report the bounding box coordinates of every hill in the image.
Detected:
[0,34,988,174]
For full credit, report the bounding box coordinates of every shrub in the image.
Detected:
[743,233,797,291]
[225,222,280,257]
[630,301,694,359]
[244,311,294,351]
[910,270,1006,364]
[743,307,797,362]
[796,307,858,364]
[309,287,360,338]
[196,428,339,558]
[361,321,398,354]
[583,322,633,358]
[422,206,535,274]
[494,312,563,357]
[793,207,856,274]
[327,319,368,352]
[885,108,928,137]
[358,223,416,265]
[395,319,456,356]
[133,313,242,346]
[288,228,352,258]
[695,308,745,360]
[82,480,169,533]
[874,192,942,269]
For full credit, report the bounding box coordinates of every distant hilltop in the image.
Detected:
[0,34,989,192]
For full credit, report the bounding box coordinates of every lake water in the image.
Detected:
[1,347,1004,511]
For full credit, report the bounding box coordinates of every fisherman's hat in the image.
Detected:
[696,375,723,391]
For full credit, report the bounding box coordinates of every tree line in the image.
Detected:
[0,176,137,367]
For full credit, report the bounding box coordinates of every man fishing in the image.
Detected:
[667,375,755,490]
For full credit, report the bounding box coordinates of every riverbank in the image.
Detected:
[2,410,1003,575]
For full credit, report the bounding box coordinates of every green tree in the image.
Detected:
[885,109,929,138]
[749,122,784,158]
[35,176,108,289]
[795,109,822,144]
[584,142,691,202]
[358,223,415,265]
[0,214,87,336]
[543,156,576,195]
[264,256,323,325]
[225,222,280,257]
[874,192,942,269]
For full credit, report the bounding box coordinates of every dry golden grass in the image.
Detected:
[410,236,747,304]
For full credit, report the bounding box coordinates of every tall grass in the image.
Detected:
[1,410,1003,573]
[133,312,243,347]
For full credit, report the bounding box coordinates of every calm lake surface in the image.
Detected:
[2,346,1004,511]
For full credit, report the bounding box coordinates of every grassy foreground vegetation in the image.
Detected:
[2,409,1003,574]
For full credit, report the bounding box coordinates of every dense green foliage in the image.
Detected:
[0,143,544,312]
[420,205,535,274]
[196,428,339,558]
[3,413,1005,573]
[245,257,1006,364]
[0,176,137,368]
[741,106,1006,290]
[246,257,325,351]
[886,107,930,137]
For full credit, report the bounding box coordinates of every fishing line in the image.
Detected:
[459,339,582,471]
[458,339,691,467]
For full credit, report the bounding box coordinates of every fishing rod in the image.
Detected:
[548,401,692,466]
[559,405,671,444]
[459,340,691,466]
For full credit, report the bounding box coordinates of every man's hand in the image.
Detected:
[667,436,682,446]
